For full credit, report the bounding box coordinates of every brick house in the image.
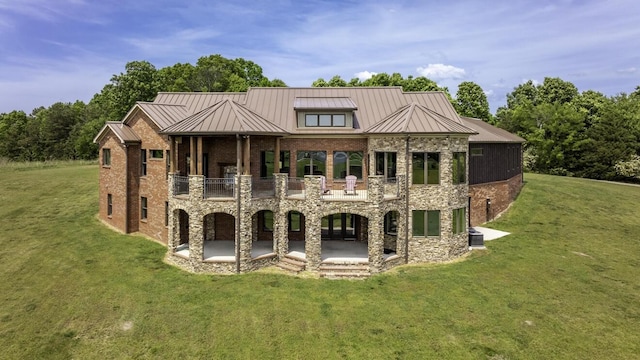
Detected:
[94,87,523,277]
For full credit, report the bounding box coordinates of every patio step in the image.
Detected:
[276,255,306,273]
[319,263,371,279]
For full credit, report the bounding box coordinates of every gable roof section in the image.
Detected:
[134,102,189,129]
[93,121,141,144]
[366,103,477,135]
[461,116,525,143]
[293,97,357,110]
[160,98,288,135]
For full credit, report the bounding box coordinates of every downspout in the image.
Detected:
[235,134,242,273]
[404,134,410,264]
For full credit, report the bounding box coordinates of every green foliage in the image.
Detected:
[1,166,640,358]
[454,81,491,121]
[495,78,640,180]
[0,54,287,162]
[615,154,640,179]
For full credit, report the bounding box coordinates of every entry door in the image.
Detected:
[323,213,357,240]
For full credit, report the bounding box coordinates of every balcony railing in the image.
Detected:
[204,178,235,198]
[173,175,189,196]
[286,177,305,197]
[252,177,276,198]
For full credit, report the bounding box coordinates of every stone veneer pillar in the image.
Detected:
[303,176,322,271]
[167,174,177,252]
[274,174,288,258]
[366,176,385,273]
[238,175,253,272]
[188,175,204,263]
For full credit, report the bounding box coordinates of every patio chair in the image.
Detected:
[320,175,331,194]
[343,175,357,195]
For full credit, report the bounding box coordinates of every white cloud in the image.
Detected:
[521,79,540,86]
[484,89,494,97]
[616,67,637,74]
[416,64,466,80]
[354,71,377,80]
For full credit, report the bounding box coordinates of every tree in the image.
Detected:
[455,81,491,121]
[538,77,578,104]
[110,61,160,120]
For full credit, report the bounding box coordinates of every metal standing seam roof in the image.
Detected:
[134,103,189,130]
[160,98,288,135]
[365,103,477,135]
[461,116,525,143]
[93,121,141,144]
[293,97,358,110]
[146,87,467,135]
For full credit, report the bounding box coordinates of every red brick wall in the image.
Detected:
[128,114,170,243]
[469,173,523,226]
[98,136,128,233]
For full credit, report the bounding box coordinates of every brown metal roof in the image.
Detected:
[366,103,477,135]
[160,98,288,135]
[461,116,525,143]
[135,102,189,129]
[293,97,357,110]
[93,121,141,144]
[146,87,467,136]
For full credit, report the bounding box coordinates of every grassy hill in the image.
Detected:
[0,163,639,359]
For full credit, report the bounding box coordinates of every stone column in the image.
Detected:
[367,175,384,203]
[274,173,288,257]
[368,210,384,273]
[188,175,204,264]
[303,176,322,270]
[238,175,253,272]
[189,175,204,202]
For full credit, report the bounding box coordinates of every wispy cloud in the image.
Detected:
[417,64,466,81]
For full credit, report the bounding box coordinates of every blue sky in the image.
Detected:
[1,0,639,115]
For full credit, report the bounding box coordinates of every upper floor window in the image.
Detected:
[102,148,111,166]
[140,149,147,176]
[452,152,466,184]
[150,149,163,159]
[333,151,363,179]
[305,114,346,127]
[296,151,326,176]
[412,152,440,185]
[260,151,291,177]
[140,197,148,220]
[375,152,397,180]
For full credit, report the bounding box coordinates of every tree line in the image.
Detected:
[1,57,638,181]
[0,55,286,161]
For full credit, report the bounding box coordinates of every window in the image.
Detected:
[102,148,111,166]
[412,210,440,237]
[296,151,326,176]
[289,211,301,232]
[260,151,291,177]
[305,114,346,127]
[333,151,363,179]
[375,152,397,180]
[150,149,163,159]
[452,152,466,184]
[384,211,398,235]
[140,149,147,176]
[471,148,483,156]
[452,207,466,234]
[165,150,170,179]
[165,201,169,227]
[141,197,148,220]
[412,153,440,184]
[263,211,274,231]
[107,194,113,216]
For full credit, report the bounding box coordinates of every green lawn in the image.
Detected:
[1,164,639,359]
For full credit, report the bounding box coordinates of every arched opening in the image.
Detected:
[174,209,190,257]
[383,211,398,258]
[320,213,368,262]
[203,212,236,261]
[286,210,305,257]
[251,210,276,258]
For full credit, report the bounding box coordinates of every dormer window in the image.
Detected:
[305,114,346,127]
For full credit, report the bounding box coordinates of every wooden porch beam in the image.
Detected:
[243,136,251,175]
[189,136,196,175]
[274,137,281,174]
[197,136,203,176]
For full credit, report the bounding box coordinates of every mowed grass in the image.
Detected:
[1,165,639,359]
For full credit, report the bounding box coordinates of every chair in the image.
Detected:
[320,176,331,194]
[343,175,357,195]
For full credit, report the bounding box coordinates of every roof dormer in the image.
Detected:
[294,97,357,129]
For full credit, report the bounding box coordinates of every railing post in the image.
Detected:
[189,175,204,201]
